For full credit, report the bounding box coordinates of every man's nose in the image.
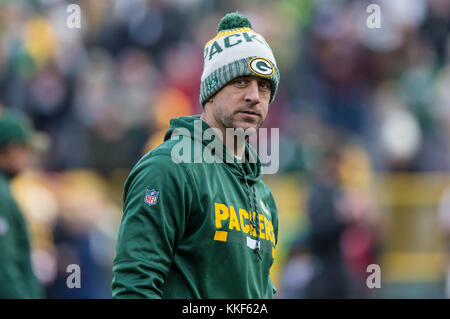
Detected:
[244,80,261,104]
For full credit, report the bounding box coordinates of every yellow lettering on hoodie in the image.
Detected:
[264,216,272,243]
[215,203,229,228]
[228,206,241,231]
[268,221,275,245]
[239,208,249,234]
[214,203,276,245]
[258,214,265,239]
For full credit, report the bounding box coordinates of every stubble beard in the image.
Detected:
[220,110,264,133]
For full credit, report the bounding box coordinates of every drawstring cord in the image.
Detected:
[239,163,262,261]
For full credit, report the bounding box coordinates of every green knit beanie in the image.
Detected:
[200,12,280,106]
[0,107,32,150]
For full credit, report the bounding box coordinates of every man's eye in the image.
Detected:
[259,81,270,90]
[234,79,247,86]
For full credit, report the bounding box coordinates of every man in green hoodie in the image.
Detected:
[112,12,280,299]
[0,107,43,298]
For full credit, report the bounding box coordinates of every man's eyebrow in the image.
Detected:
[233,76,270,86]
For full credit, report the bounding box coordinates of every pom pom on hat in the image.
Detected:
[217,12,252,33]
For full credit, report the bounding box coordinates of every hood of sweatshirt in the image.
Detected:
[163,115,262,184]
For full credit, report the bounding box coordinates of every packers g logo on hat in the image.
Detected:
[248,57,274,77]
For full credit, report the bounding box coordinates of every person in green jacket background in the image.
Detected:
[0,106,43,298]
[112,12,281,299]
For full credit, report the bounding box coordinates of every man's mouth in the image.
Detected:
[238,110,260,117]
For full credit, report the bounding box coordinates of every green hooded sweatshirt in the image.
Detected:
[0,171,43,298]
[112,115,278,299]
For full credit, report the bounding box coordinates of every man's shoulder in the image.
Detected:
[123,141,196,200]
[257,179,278,214]
[258,178,274,194]
[137,135,209,171]
[133,148,183,174]
[127,140,193,184]
[141,141,175,163]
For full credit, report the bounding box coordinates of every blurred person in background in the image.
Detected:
[279,237,315,299]
[304,144,380,298]
[338,144,381,298]
[438,185,450,298]
[45,170,121,299]
[304,148,352,298]
[0,106,43,298]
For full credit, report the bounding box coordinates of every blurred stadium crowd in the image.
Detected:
[1,0,450,298]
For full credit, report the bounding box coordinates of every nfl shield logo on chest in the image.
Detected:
[144,189,159,206]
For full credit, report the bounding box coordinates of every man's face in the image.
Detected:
[210,75,271,132]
